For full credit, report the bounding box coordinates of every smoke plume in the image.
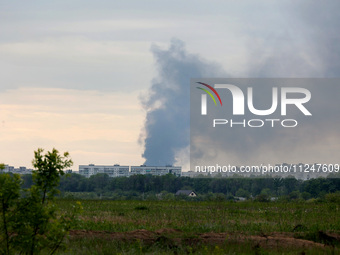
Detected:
[140,39,224,166]
[141,1,340,167]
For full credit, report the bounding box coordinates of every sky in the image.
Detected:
[1,1,339,171]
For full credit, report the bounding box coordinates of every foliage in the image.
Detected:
[289,190,301,200]
[49,173,340,201]
[0,149,82,255]
[0,166,22,255]
[235,188,251,199]
[254,193,270,202]
[324,191,340,203]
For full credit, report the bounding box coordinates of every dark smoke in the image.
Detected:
[141,1,340,167]
[140,39,225,166]
[293,0,340,77]
[247,0,340,78]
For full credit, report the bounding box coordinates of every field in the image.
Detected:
[57,200,340,254]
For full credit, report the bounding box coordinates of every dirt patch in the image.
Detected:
[248,234,323,250]
[325,232,340,241]
[70,229,155,244]
[155,228,182,235]
[196,232,326,249]
[69,229,332,250]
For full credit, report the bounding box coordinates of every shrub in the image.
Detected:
[255,194,270,202]
[325,192,340,203]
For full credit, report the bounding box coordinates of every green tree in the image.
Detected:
[235,188,250,199]
[0,165,22,255]
[289,190,301,200]
[273,177,283,196]
[301,191,311,200]
[0,148,81,255]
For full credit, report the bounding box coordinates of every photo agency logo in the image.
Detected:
[191,79,340,178]
[195,81,312,128]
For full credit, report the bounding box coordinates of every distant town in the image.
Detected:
[2,163,337,180]
[1,165,34,175]
[78,164,181,178]
[1,164,182,178]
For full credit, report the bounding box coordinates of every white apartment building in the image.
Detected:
[130,165,181,177]
[78,164,182,178]
[2,165,14,173]
[1,165,32,174]
[79,164,129,178]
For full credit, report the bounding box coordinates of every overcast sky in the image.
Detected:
[1,1,338,170]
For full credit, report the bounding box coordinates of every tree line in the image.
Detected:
[19,172,340,201]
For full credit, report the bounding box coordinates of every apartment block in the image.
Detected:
[78,164,182,178]
[130,165,181,177]
[78,164,129,178]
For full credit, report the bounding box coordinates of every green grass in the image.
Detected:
[55,200,340,254]
[57,200,340,233]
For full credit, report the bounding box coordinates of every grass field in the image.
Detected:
[56,200,340,254]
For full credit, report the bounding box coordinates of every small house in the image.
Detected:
[175,190,197,197]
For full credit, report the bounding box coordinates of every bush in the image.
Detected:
[289,191,301,200]
[325,192,340,203]
[301,191,311,200]
[235,188,250,199]
[255,194,270,202]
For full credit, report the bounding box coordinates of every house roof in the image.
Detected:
[176,190,196,195]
